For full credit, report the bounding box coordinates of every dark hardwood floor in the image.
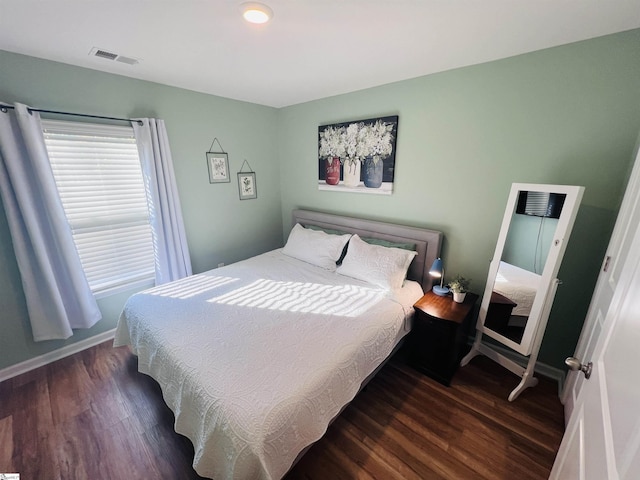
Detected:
[0,341,564,479]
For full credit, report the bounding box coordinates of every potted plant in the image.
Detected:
[448,275,471,303]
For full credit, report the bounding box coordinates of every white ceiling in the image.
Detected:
[1,1,639,108]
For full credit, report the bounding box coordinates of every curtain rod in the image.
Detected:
[0,105,143,126]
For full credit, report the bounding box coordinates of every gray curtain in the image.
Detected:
[0,103,101,340]
[133,118,192,284]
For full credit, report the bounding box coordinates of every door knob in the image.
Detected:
[565,357,592,379]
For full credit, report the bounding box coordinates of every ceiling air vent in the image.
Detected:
[94,49,118,60]
[89,47,140,65]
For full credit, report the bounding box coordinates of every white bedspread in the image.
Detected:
[493,261,541,317]
[114,249,422,479]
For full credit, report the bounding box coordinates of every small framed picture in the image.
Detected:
[238,172,257,200]
[207,152,230,183]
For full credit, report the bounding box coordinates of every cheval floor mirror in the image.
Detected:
[461,183,584,401]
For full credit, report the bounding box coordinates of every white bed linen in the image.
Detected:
[114,249,422,479]
[493,261,541,317]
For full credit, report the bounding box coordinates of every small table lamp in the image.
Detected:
[429,257,450,296]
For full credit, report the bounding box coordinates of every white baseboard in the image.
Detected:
[0,328,116,383]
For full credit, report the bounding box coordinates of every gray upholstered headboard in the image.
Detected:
[291,209,442,291]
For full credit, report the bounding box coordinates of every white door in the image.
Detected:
[550,207,640,478]
[561,145,640,419]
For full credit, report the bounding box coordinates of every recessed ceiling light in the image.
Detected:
[241,2,273,24]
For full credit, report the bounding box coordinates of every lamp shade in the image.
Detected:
[429,258,443,278]
[429,257,450,296]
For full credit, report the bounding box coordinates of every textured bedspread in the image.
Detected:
[114,249,421,479]
[493,261,541,317]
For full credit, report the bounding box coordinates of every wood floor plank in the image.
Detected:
[46,354,93,425]
[364,379,461,449]
[97,417,163,479]
[6,375,60,479]
[1,341,564,479]
[142,424,205,480]
[341,415,447,480]
[346,405,476,480]
[332,415,421,480]
[0,415,13,472]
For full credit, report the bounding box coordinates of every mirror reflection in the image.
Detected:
[485,190,567,344]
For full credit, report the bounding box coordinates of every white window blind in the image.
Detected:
[522,192,551,216]
[42,119,155,295]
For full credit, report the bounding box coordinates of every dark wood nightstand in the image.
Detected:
[484,291,517,332]
[409,290,479,386]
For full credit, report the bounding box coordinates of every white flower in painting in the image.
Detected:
[356,124,374,159]
[319,118,395,166]
[319,125,346,158]
[343,122,361,165]
[368,120,394,160]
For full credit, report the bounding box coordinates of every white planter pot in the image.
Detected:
[343,160,361,187]
[453,291,467,303]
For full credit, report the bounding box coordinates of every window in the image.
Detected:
[42,120,155,296]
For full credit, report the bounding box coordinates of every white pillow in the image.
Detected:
[282,223,351,271]
[337,234,417,290]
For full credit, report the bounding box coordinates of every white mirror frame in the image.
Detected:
[462,183,584,401]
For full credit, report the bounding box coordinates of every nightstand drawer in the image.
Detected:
[414,313,452,334]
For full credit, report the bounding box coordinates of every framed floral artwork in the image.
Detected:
[318,115,399,195]
[207,152,230,183]
[238,172,257,200]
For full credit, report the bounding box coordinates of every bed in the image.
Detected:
[493,261,541,317]
[114,209,442,479]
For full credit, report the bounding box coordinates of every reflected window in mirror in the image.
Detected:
[502,191,567,274]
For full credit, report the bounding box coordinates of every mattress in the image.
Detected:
[114,249,422,479]
[493,261,541,317]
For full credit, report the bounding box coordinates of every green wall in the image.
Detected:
[1,29,639,374]
[502,215,558,273]
[277,29,640,369]
[0,50,282,370]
